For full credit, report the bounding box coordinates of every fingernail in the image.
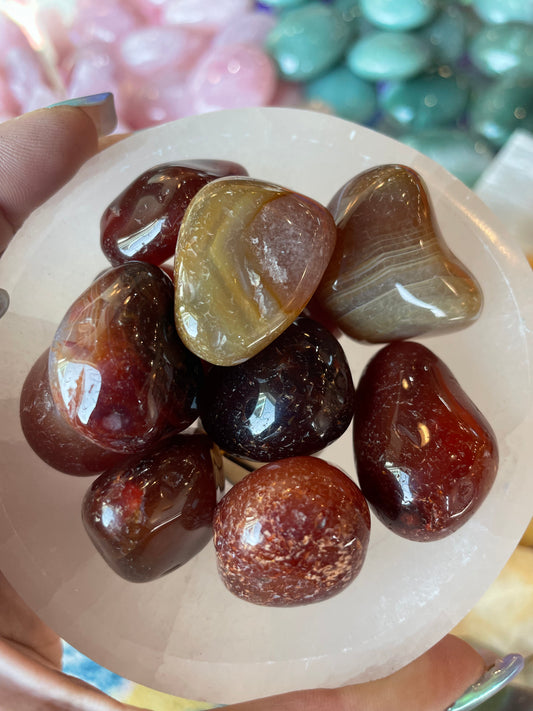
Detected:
[446,654,525,711]
[47,92,117,137]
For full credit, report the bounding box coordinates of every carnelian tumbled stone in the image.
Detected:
[101,160,247,266]
[20,350,128,476]
[199,316,355,461]
[353,341,498,542]
[315,164,483,343]
[49,262,202,454]
[82,435,224,582]
[174,177,337,366]
[213,456,371,606]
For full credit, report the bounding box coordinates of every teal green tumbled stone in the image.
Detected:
[305,65,377,123]
[360,0,437,31]
[401,129,495,187]
[469,24,533,78]
[266,3,350,81]
[333,0,363,38]
[260,0,308,8]
[346,31,432,81]
[417,4,471,64]
[472,0,533,25]
[379,72,469,130]
[470,74,533,147]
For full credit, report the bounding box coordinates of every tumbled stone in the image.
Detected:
[469,23,533,79]
[101,160,247,266]
[360,0,437,31]
[379,71,469,131]
[213,456,371,606]
[314,164,483,342]
[174,176,337,366]
[418,4,469,65]
[305,65,377,124]
[353,341,498,541]
[346,31,432,82]
[266,3,351,82]
[199,316,355,461]
[400,129,495,187]
[470,74,533,147]
[472,0,533,25]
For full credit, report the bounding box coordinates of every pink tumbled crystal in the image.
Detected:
[118,25,210,77]
[70,0,143,46]
[3,46,58,113]
[190,43,277,113]
[118,71,193,129]
[0,73,18,117]
[65,43,121,99]
[0,13,29,50]
[161,0,253,32]
[212,10,276,48]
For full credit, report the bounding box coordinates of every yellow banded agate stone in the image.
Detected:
[314,164,483,343]
[174,176,337,366]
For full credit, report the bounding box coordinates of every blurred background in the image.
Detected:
[0,0,532,708]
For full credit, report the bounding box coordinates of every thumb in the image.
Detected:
[224,635,485,711]
[0,93,116,253]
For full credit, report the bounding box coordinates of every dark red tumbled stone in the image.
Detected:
[353,341,498,542]
[100,160,248,266]
[82,434,224,582]
[49,262,202,454]
[213,456,371,606]
[20,350,128,476]
[198,316,355,461]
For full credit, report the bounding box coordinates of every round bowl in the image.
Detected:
[1,107,532,704]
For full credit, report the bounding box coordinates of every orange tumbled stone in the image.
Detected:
[174,176,337,366]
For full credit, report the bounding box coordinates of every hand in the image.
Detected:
[0,101,485,711]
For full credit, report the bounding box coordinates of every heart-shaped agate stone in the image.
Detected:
[353,340,498,541]
[174,176,337,366]
[314,164,483,343]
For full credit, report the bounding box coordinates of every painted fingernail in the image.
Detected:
[48,92,117,137]
[446,654,525,711]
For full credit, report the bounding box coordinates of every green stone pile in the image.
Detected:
[261,0,533,186]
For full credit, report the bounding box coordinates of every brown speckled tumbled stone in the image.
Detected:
[213,456,371,606]
[174,177,337,366]
[314,164,483,343]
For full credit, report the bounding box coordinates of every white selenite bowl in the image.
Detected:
[0,107,532,705]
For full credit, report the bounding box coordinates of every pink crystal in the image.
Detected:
[117,71,193,129]
[65,43,121,100]
[3,46,58,113]
[118,25,211,77]
[270,80,305,108]
[212,10,276,48]
[0,72,19,117]
[70,0,143,46]
[190,43,277,113]
[161,0,253,32]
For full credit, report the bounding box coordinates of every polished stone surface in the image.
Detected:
[305,65,377,123]
[314,164,483,342]
[360,0,437,31]
[82,435,223,582]
[346,31,432,82]
[469,23,533,78]
[401,129,495,187]
[266,2,350,81]
[174,176,337,365]
[213,456,370,606]
[470,74,533,147]
[353,341,499,541]
[199,316,355,461]
[101,160,247,266]
[49,262,202,453]
[379,71,469,131]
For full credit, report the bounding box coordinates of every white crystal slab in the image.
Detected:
[0,107,532,705]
